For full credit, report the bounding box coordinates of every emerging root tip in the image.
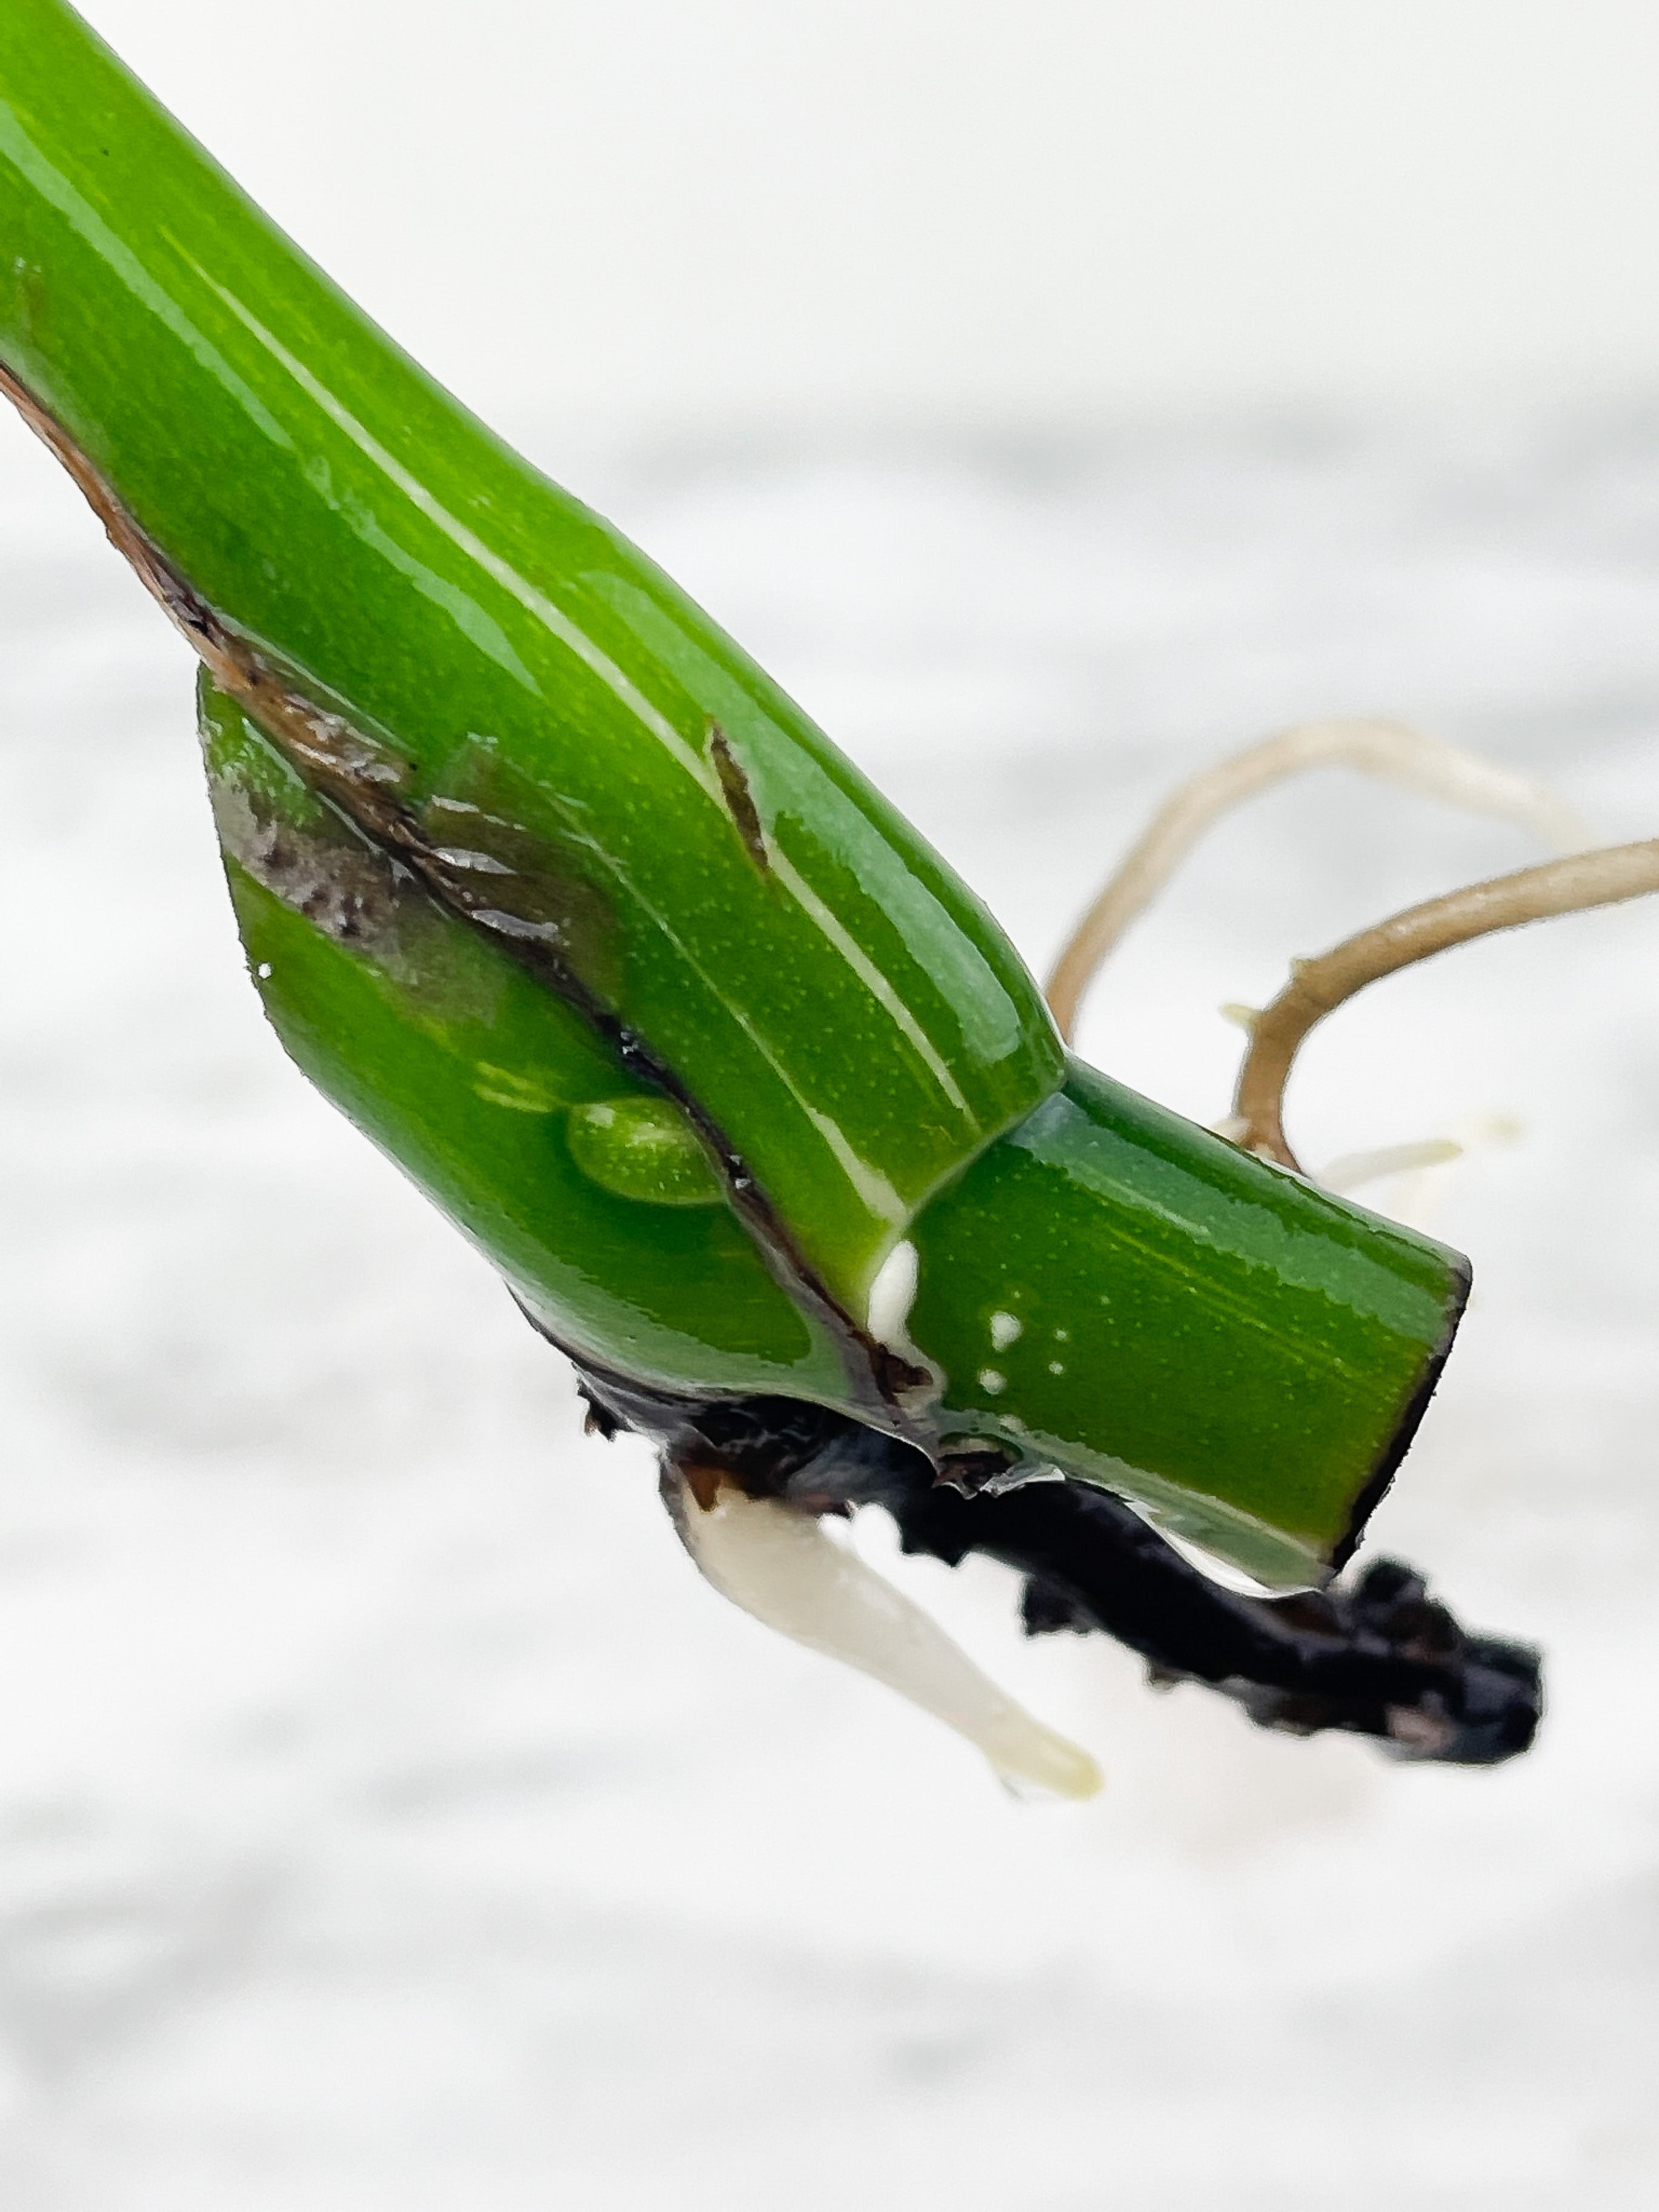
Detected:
[666,1471,1103,1801]
[1317,1137,1463,1194]
[864,1237,920,1352]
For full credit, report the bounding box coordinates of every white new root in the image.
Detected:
[667,719,1644,1793]
[1044,717,1589,1045]
[1315,1117,1523,1235]
[668,1471,1103,1801]
[1315,1138,1464,1195]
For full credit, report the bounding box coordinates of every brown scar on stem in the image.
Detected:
[210,776,413,962]
[0,359,930,1432]
[707,722,771,874]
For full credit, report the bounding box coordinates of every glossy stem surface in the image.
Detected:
[200,678,850,1403]
[2,0,1473,1584]
[906,1062,1469,1589]
[0,0,1062,1324]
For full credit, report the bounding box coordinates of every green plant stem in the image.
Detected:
[2,0,1470,1587]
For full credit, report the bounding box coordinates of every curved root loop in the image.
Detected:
[1045,717,1588,1045]
[1231,839,1659,1170]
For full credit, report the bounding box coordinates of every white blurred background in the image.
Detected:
[4,4,1659,2207]
[45,0,1659,430]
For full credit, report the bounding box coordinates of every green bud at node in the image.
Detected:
[567,1097,725,1209]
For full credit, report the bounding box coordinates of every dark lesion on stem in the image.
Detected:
[573,1358,1541,1768]
[0,359,928,1436]
[707,722,771,875]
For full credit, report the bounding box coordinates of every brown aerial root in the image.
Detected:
[1229,840,1659,1172]
[1043,717,1586,1045]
